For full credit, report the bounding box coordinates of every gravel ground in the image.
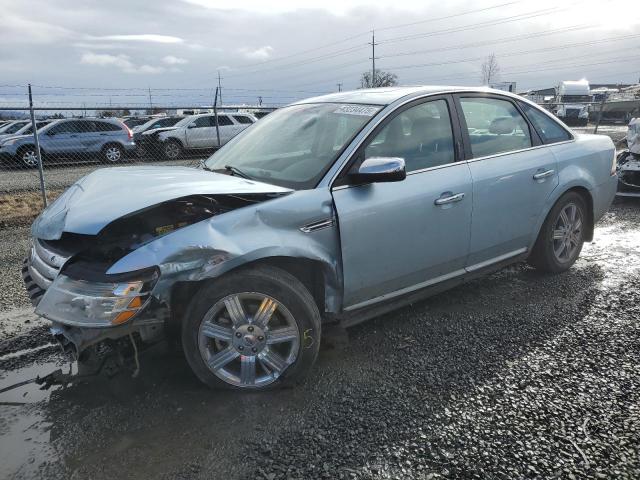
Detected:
[0,199,638,479]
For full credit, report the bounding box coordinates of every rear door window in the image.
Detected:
[193,116,214,128]
[216,115,233,126]
[94,121,122,132]
[232,115,254,125]
[459,97,532,158]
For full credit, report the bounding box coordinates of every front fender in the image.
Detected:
[107,188,343,311]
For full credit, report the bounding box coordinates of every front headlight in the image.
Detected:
[0,138,18,146]
[35,269,159,327]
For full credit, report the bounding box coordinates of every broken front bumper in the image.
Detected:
[22,239,166,355]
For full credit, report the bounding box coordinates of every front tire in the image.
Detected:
[163,139,182,160]
[182,265,321,390]
[17,146,39,168]
[528,191,587,273]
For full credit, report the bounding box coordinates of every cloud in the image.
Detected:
[0,14,74,44]
[239,46,274,61]
[87,34,184,44]
[162,55,189,65]
[80,52,164,74]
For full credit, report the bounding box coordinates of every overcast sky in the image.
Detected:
[1,0,638,109]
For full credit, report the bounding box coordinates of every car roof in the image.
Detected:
[294,85,519,106]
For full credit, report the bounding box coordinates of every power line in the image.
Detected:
[222,0,527,72]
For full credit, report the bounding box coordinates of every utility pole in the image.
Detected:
[337,83,343,92]
[148,86,153,113]
[28,84,47,207]
[217,71,223,106]
[369,30,378,88]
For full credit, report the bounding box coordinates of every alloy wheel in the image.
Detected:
[165,142,180,159]
[21,150,38,168]
[552,202,583,263]
[197,292,300,388]
[105,146,122,162]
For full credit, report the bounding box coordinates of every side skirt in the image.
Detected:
[334,252,529,329]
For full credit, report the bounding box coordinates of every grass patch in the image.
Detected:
[0,190,62,229]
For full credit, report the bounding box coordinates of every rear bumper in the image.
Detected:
[593,175,618,222]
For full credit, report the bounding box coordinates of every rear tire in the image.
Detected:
[102,143,124,163]
[182,265,321,390]
[528,191,587,273]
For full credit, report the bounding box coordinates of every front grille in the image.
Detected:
[22,239,70,305]
[566,109,580,118]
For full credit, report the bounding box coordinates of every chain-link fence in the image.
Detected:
[0,87,277,228]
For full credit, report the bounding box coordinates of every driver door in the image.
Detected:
[331,97,473,309]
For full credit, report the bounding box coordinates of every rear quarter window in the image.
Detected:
[520,102,572,144]
[95,121,122,132]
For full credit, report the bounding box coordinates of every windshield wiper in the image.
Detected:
[224,165,253,180]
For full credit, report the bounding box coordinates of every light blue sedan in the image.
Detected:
[25,86,617,390]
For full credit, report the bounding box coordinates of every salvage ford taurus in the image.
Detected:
[23,86,618,390]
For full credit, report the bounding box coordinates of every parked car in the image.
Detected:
[0,120,51,142]
[157,112,256,159]
[132,116,185,157]
[616,117,640,197]
[0,120,30,135]
[122,116,155,129]
[0,118,135,167]
[23,86,617,391]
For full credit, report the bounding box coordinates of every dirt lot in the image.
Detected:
[0,198,639,479]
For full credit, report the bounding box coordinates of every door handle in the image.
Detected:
[69,134,78,138]
[533,169,555,180]
[434,192,465,206]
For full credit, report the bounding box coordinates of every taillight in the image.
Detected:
[611,150,618,176]
[121,122,133,139]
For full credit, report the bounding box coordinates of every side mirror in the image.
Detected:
[349,157,406,184]
[187,124,197,129]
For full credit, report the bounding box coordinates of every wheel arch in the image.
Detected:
[167,255,335,341]
[533,185,595,248]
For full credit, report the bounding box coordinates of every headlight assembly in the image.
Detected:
[35,268,159,327]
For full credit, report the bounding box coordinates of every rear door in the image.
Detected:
[214,115,235,145]
[93,121,124,152]
[454,94,559,268]
[332,96,473,309]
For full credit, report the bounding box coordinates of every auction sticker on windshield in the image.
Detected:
[333,105,380,116]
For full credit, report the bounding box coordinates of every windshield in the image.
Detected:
[204,103,381,189]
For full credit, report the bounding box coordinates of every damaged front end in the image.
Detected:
[23,167,299,356]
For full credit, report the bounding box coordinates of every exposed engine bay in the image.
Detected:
[45,193,276,278]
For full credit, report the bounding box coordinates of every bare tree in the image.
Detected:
[360,69,398,88]
[481,54,500,85]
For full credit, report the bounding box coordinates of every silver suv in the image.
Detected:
[157,113,256,159]
[0,118,135,167]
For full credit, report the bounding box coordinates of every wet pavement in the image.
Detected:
[0,199,639,479]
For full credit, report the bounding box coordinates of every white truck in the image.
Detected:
[157,112,257,159]
[554,80,591,126]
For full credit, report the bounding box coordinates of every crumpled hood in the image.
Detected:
[32,166,291,239]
